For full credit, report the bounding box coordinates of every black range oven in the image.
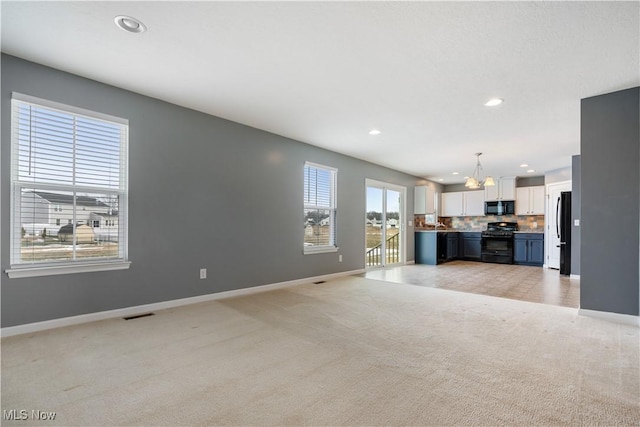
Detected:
[481,222,518,264]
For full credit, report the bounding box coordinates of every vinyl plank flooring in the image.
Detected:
[362,261,580,308]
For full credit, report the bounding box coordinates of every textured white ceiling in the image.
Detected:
[2,1,639,184]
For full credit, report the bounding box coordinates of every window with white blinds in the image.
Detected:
[303,162,337,253]
[8,93,129,277]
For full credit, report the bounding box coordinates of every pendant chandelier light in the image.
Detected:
[464,153,495,189]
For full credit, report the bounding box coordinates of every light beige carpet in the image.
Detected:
[2,276,639,426]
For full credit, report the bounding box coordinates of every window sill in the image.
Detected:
[303,246,339,255]
[6,260,131,278]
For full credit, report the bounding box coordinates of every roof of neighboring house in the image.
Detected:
[27,191,110,208]
[91,212,118,217]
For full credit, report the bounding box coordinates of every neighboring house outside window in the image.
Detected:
[7,93,130,278]
[20,191,113,232]
[303,162,338,254]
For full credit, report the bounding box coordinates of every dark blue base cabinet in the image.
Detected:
[513,233,544,266]
[459,232,482,261]
[415,232,481,265]
[444,233,459,261]
[415,232,458,265]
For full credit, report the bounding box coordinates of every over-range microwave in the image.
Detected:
[485,200,515,216]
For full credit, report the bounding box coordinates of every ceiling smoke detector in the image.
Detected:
[114,15,147,34]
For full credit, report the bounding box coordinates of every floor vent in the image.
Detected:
[313,281,326,284]
[123,313,155,321]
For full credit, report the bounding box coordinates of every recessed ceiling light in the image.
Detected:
[438,178,444,182]
[520,163,528,168]
[368,129,381,135]
[115,15,147,33]
[452,172,459,175]
[527,169,535,173]
[484,98,503,107]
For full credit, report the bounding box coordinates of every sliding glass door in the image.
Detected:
[365,180,405,268]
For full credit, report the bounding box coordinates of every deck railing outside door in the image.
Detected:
[365,231,400,266]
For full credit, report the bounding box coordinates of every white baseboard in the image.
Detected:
[569,274,580,279]
[405,260,415,265]
[578,308,639,327]
[1,269,365,338]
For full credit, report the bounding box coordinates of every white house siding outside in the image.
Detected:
[20,191,50,233]
[364,218,398,229]
[89,212,119,241]
[20,191,116,240]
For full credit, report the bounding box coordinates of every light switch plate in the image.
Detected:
[574,219,580,226]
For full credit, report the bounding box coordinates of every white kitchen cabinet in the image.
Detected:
[441,190,484,216]
[530,186,545,214]
[414,186,436,214]
[485,177,516,201]
[516,186,545,215]
[464,190,485,216]
[441,192,462,217]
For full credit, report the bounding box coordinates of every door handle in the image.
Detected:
[555,197,561,239]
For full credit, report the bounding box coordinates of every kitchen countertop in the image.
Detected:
[415,229,482,233]
[415,229,544,234]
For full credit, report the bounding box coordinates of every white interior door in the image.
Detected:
[546,181,571,269]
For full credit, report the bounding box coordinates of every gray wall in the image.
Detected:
[571,155,581,276]
[516,176,545,187]
[415,179,443,194]
[442,184,484,193]
[443,176,545,193]
[580,87,639,316]
[545,167,572,184]
[1,55,425,327]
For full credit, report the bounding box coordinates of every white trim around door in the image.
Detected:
[365,179,407,268]
[546,180,572,270]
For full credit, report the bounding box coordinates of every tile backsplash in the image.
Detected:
[415,214,545,231]
[440,215,545,231]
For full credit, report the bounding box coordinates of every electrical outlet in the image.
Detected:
[338,254,343,262]
[200,268,207,279]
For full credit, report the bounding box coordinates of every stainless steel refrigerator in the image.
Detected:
[556,191,572,275]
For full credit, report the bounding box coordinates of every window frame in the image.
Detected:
[303,161,338,254]
[6,93,131,278]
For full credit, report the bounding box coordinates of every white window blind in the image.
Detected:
[303,162,337,253]
[9,93,129,274]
